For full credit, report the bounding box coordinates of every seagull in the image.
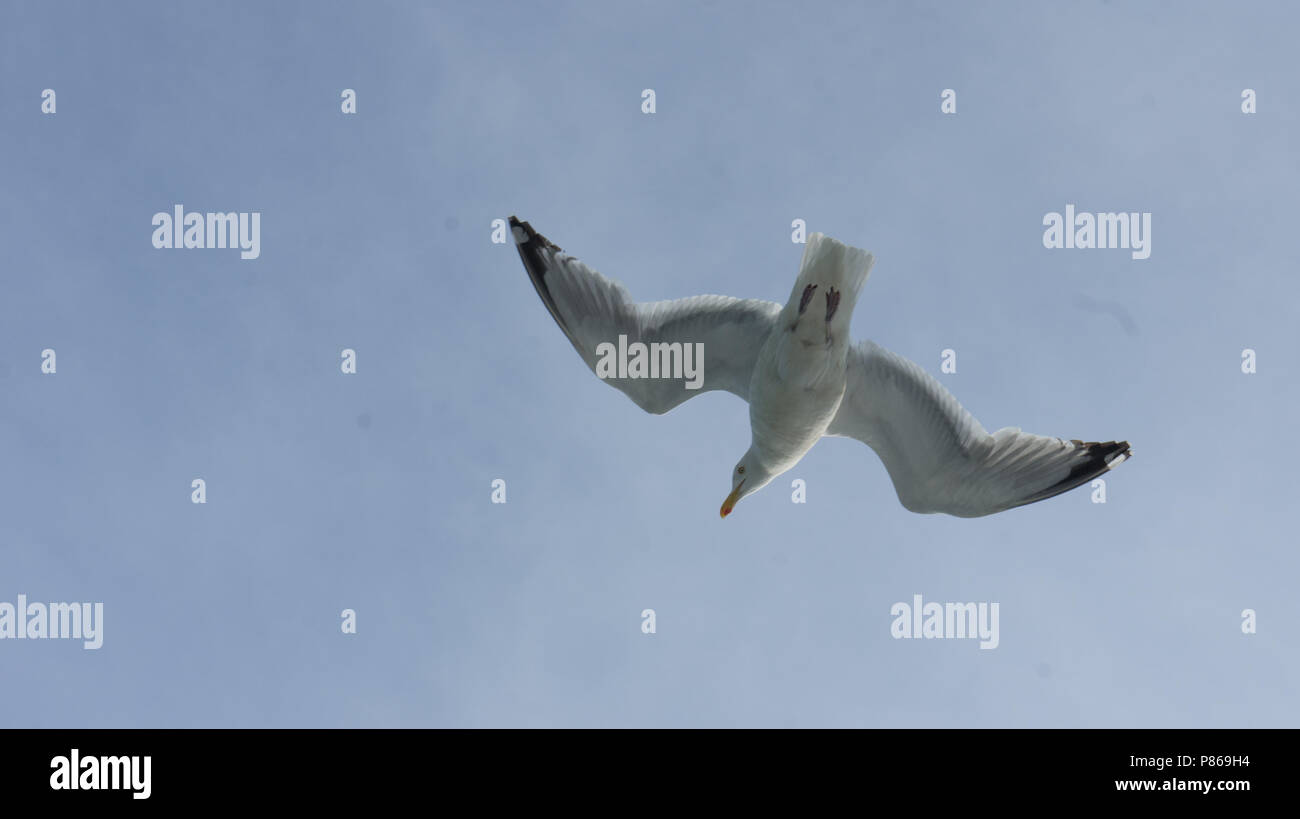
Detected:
[511,216,1130,518]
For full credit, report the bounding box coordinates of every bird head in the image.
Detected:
[721,450,775,518]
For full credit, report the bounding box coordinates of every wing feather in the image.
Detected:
[827,341,1130,517]
[512,217,780,414]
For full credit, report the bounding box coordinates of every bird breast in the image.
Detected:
[748,343,847,470]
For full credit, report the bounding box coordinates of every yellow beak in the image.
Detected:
[720,481,745,518]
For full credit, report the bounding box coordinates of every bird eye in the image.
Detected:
[737,466,745,474]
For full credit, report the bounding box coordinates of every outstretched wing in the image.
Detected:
[512,216,781,414]
[827,340,1130,517]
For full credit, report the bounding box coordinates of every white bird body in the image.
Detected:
[748,233,874,475]
[747,342,844,475]
[510,216,1130,518]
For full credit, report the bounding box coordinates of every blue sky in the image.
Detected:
[0,0,1296,727]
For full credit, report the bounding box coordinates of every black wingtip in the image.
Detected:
[509,216,563,254]
[510,216,580,349]
[1073,439,1131,467]
[1013,439,1132,510]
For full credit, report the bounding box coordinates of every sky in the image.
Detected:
[0,0,1296,727]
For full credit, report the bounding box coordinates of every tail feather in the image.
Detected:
[786,233,875,318]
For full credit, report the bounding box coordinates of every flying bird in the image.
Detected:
[511,216,1130,518]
